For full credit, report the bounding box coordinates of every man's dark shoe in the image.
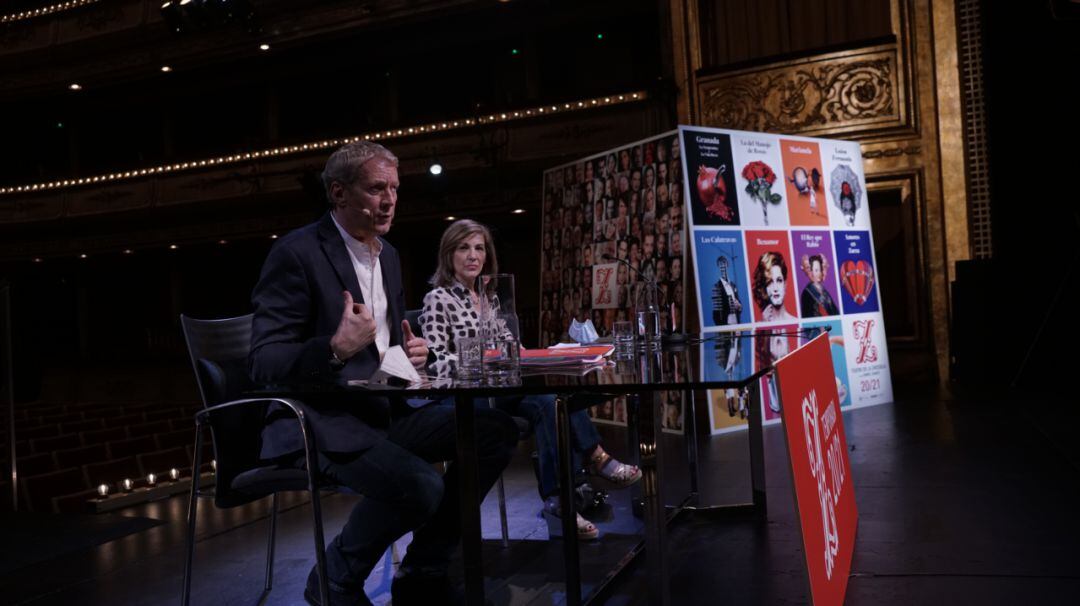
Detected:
[303,565,373,606]
[390,570,464,606]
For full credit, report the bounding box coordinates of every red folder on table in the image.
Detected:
[520,345,614,366]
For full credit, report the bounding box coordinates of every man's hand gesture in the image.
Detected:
[329,291,376,361]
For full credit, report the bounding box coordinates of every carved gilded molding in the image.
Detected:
[696,44,913,140]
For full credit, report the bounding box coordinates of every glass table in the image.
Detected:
[257,337,770,606]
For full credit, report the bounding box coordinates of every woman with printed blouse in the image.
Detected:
[419,219,641,540]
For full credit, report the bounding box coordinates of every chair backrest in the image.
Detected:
[180,314,255,407]
[179,314,267,507]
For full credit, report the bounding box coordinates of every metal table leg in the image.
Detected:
[454,394,486,606]
[556,394,583,605]
[746,380,767,514]
[639,387,670,605]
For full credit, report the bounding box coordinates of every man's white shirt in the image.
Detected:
[331,212,390,357]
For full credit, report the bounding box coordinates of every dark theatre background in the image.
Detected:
[1,1,1079,605]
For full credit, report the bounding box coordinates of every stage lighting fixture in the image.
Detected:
[429,162,443,176]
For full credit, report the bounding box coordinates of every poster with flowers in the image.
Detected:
[731,132,789,227]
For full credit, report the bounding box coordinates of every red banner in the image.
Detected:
[774,333,857,606]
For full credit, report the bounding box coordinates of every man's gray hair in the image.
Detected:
[321,140,399,201]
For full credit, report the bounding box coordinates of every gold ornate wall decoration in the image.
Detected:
[697,44,911,140]
[863,144,921,158]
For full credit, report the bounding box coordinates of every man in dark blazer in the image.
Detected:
[249,141,517,606]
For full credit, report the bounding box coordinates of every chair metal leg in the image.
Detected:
[181,425,205,606]
[497,474,510,548]
[310,483,330,606]
[264,493,279,592]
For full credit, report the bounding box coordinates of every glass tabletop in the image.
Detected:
[255,334,778,399]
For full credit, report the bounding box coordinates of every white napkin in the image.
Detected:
[369,345,422,385]
[568,318,600,344]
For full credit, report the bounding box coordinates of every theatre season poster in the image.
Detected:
[842,312,893,407]
[743,230,799,323]
[731,130,790,227]
[755,324,799,422]
[780,138,829,226]
[692,229,750,329]
[833,230,880,314]
[791,230,841,319]
[801,319,852,408]
[704,330,753,434]
[681,128,741,226]
[820,139,870,229]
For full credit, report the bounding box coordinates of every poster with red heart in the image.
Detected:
[833,230,880,314]
[774,333,858,606]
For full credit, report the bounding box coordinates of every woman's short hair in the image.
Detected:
[430,219,498,288]
[753,251,788,310]
[321,141,398,202]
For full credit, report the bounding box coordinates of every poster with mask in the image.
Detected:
[677,125,893,434]
[780,139,829,226]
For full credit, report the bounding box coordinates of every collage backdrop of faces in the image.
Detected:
[540,133,689,433]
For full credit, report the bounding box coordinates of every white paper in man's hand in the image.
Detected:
[369,345,422,385]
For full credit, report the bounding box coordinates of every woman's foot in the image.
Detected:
[588,447,642,488]
[543,497,599,540]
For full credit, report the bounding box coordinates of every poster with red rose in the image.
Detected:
[732,132,790,227]
[682,128,741,226]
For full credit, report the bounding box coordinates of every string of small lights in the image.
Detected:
[0,0,99,25]
[0,91,648,197]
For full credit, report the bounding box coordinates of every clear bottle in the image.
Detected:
[635,280,661,347]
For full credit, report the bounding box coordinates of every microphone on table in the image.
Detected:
[600,253,688,345]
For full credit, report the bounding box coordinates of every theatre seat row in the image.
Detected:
[2,401,207,513]
[14,441,214,513]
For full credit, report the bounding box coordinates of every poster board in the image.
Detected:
[678,125,893,434]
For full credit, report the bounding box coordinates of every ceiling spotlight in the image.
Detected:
[218,239,228,245]
[68,83,82,91]
[160,0,184,32]
[32,257,43,263]
[123,249,134,254]
[169,244,178,250]
[259,43,270,51]
[79,253,87,259]
[512,208,525,214]
[270,234,278,239]
[429,162,443,176]
[161,65,173,73]
[445,216,456,221]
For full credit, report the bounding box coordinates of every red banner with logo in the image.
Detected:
[774,333,857,606]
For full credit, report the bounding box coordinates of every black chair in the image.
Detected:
[179,314,331,606]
